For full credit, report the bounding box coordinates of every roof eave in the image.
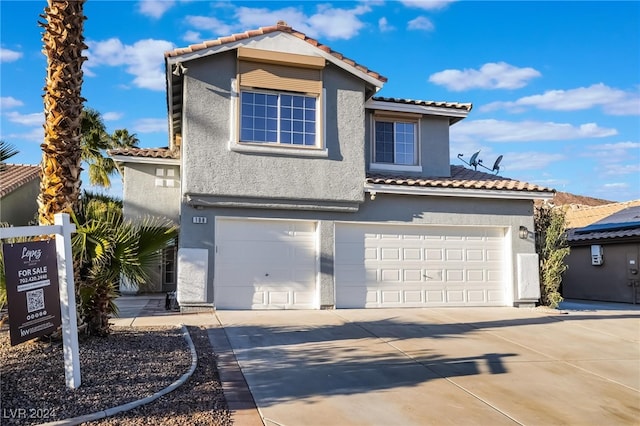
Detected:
[110,154,180,166]
[365,99,471,124]
[365,183,554,201]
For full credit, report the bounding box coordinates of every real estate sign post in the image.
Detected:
[0,213,81,389]
[3,239,61,345]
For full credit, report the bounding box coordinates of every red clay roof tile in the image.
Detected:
[164,22,388,83]
[108,148,179,160]
[0,164,40,198]
[366,165,553,194]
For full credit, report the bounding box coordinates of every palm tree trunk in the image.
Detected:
[38,0,87,225]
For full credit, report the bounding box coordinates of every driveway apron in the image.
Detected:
[216,306,640,426]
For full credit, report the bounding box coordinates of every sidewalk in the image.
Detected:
[111,294,263,426]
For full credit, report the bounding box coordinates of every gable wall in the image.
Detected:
[365,112,451,177]
[122,163,180,223]
[180,48,367,206]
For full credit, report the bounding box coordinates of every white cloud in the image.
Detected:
[494,151,566,171]
[183,30,203,43]
[133,118,167,133]
[6,111,44,127]
[307,4,370,39]
[1,96,24,109]
[5,127,44,144]
[86,38,175,91]
[602,164,640,176]
[429,62,541,91]
[602,182,629,189]
[233,4,371,40]
[451,119,617,143]
[481,83,640,116]
[0,47,22,62]
[378,17,394,32]
[102,112,123,121]
[185,15,233,35]
[401,0,457,10]
[582,141,640,177]
[407,16,435,31]
[138,0,176,19]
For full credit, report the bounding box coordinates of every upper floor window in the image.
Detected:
[374,120,418,166]
[234,47,325,154]
[240,91,317,146]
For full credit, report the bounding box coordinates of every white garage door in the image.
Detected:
[335,223,507,308]
[215,218,318,309]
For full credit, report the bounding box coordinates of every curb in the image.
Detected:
[41,324,198,426]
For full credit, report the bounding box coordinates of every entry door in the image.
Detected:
[215,218,318,309]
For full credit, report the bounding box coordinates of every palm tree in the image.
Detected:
[73,192,178,335]
[0,140,19,166]
[80,108,139,188]
[0,141,19,314]
[38,0,87,226]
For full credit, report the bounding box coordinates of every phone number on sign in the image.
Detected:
[2,407,57,420]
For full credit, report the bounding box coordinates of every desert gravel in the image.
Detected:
[0,325,232,425]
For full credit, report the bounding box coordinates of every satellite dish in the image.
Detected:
[491,155,503,173]
[469,151,480,169]
[477,154,503,174]
[457,150,482,170]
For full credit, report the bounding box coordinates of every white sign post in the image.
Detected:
[0,213,81,389]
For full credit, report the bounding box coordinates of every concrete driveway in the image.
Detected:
[217,304,640,426]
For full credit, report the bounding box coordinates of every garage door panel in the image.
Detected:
[216,219,317,309]
[335,223,507,308]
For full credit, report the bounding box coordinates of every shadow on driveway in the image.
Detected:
[217,308,640,425]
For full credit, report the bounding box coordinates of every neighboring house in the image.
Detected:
[110,21,554,310]
[110,148,181,294]
[563,203,640,304]
[0,164,40,226]
[563,199,640,229]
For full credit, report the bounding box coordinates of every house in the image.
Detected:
[110,21,554,310]
[563,204,640,304]
[0,164,40,226]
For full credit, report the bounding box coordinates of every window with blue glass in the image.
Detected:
[374,120,417,165]
[240,91,317,146]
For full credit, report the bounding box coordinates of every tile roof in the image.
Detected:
[108,148,179,159]
[366,165,553,194]
[563,199,640,229]
[0,164,40,198]
[568,206,640,242]
[371,96,472,112]
[165,21,387,83]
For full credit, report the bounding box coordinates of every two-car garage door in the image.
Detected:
[335,223,507,308]
[214,218,508,309]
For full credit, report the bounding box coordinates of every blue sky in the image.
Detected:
[1,0,639,202]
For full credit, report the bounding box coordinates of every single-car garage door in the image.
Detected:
[215,218,318,309]
[335,223,507,308]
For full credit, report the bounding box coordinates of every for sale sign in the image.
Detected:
[2,240,61,346]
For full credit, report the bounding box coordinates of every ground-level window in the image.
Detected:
[374,120,417,165]
[240,90,317,147]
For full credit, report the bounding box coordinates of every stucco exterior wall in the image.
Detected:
[365,113,451,177]
[178,194,536,306]
[122,163,180,224]
[0,180,39,225]
[180,51,367,206]
[563,242,639,303]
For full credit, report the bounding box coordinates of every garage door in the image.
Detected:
[335,223,507,308]
[215,218,318,309]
